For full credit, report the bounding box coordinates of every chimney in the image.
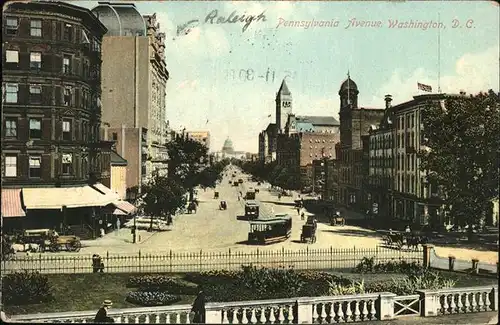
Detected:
[384,94,393,109]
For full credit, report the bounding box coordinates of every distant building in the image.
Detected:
[258,123,277,163]
[274,82,341,188]
[213,138,246,160]
[186,131,210,150]
[92,2,170,188]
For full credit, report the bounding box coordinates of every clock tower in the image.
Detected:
[338,73,359,147]
[275,79,292,133]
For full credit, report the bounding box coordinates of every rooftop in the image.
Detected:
[92,2,146,36]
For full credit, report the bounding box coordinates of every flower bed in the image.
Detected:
[125,291,181,306]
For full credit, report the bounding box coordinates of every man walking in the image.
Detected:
[191,290,206,323]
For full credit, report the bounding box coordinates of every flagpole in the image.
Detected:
[437,13,441,93]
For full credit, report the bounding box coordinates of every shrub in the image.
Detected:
[126,291,181,306]
[354,258,422,274]
[364,270,456,295]
[236,265,304,299]
[128,275,199,295]
[3,270,53,305]
[185,270,239,284]
[328,279,366,295]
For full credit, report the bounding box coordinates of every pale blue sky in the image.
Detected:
[75,1,499,152]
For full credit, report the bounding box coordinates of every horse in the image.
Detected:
[11,243,41,253]
[405,235,429,251]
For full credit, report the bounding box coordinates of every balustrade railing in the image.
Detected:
[418,285,498,317]
[8,285,498,324]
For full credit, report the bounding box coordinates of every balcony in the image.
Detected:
[8,285,497,323]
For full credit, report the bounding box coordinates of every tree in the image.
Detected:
[196,160,227,189]
[419,90,500,233]
[166,134,209,200]
[139,171,187,230]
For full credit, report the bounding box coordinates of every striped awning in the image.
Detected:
[113,200,137,215]
[1,189,26,218]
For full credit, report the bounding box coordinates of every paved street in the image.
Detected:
[7,167,498,269]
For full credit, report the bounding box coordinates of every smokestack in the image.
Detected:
[384,94,393,109]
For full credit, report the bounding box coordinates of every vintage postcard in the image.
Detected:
[1,0,499,324]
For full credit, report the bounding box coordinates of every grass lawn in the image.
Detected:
[3,270,497,316]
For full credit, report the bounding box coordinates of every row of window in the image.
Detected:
[5,17,101,51]
[396,154,417,171]
[4,117,96,142]
[397,112,419,130]
[4,83,99,109]
[4,153,74,178]
[370,134,393,150]
[4,49,100,79]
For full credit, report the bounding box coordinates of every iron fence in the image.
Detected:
[2,246,423,274]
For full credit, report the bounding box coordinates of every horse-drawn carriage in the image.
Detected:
[11,229,81,253]
[247,215,292,245]
[330,215,346,226]
[48,234,82,252]
[300,223,317,243]
[382,231,428,250]
[219,200,227,210]
[214,191,219,199]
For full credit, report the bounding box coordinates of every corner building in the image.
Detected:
[1,1,128,234]
[92,3,170,189]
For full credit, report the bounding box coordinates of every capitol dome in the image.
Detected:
[222,138,235,154]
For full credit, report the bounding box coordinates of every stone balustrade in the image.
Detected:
[418,285,498,317]
[8,285,498,324]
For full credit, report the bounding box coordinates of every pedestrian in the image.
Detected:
[301,212,305,221]
[94,300,114,323]
[405,225,411,233]
[191,290,206,323]
[116,218,121,231]
[296,207,300,215]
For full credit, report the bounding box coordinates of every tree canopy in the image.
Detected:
[237,160,301,190]
[419,90,500,228]
[139,170,187,227]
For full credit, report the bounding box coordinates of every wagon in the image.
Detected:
[48,235,82,252]
[300,224,316,243]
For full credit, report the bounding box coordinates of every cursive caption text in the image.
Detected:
[276,18,475,30]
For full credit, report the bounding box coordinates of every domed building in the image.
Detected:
[213,137,248,161]
[221,138,235,154]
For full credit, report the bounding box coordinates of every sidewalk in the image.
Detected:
[352,312,498,325]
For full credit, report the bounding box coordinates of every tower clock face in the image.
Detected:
[283,101,291,108]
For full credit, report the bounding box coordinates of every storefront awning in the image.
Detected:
[1,189,26,218]
[113,208,128,215]
[113,200,137,215]
[92,183,120,202]
[23,186,115,210]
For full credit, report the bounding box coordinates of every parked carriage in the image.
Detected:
[219,200,227,210]
[247,215,292,245]
[214,191,219,199]
[382,231,428,250]
[48,234,82,252]
[300,224,317,243]
[20,229,81,252]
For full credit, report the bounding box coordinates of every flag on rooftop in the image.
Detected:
[417,83,432,92]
